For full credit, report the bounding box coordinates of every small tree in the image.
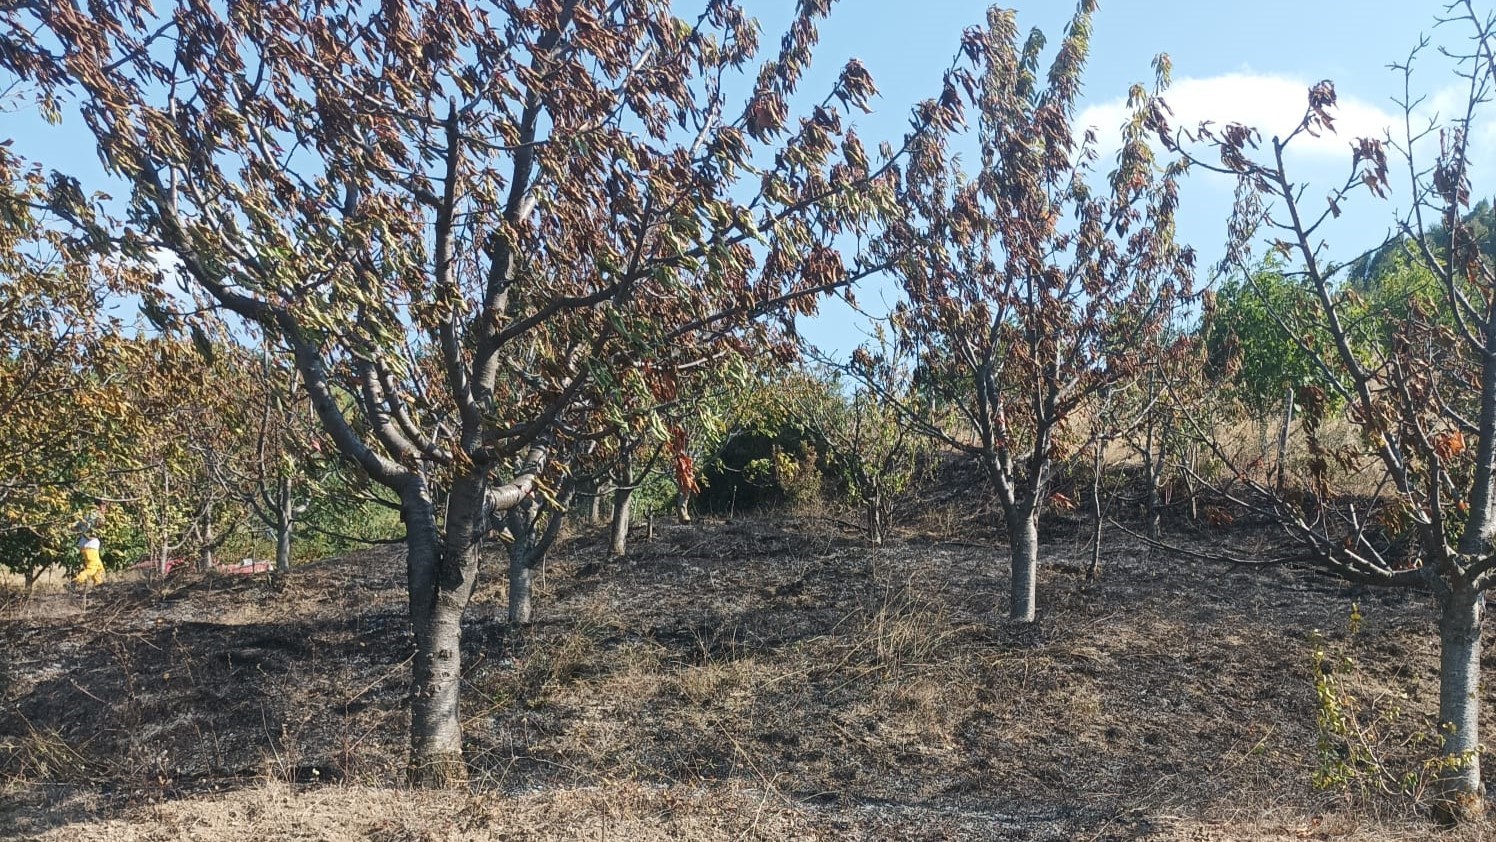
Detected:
[211,341,331,574]
[1172,7,1496,818]
[803,358,932,545]
[870,2,1194,621]
[112,337,247,577]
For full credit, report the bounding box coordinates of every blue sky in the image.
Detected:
[777,0,1479,355]
[4,1,1481,357]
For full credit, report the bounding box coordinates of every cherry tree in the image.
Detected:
[868,2,1194,621]
[1168,4,1496,818]
[3,0,972,783]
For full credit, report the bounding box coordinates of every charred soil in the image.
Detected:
[0,487,1490,840]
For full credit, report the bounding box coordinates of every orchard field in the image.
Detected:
[1,475,1477,841]
[7,0,1496,838]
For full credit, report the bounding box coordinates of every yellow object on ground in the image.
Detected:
[75,538,104,586]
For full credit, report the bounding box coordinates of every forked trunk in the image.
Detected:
[506,500,538,625]
[1007,506,1039,623]
[406,475,484,787]
[1434,585,1486,823]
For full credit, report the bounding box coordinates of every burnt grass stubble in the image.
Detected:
[0,462,1489,839]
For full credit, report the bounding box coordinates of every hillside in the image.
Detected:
[0,501,1488,841]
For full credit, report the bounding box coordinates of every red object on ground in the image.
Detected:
[130,557,190,576]
[216,558,274,576]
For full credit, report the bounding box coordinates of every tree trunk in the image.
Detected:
[1434,585,1486,822]
[275,519,293,574]
[675,486,693,524]
[591,484,608,524]
[1089,439,1105,580]
[506,499,539,625]
[1149,420,1169,539]
[157,466,171,578]
[1007,505,1039,623]
[862,473,884,545]
[576,477,601,524]
[275,476,294,574]
[609,459,634,559]
[405,475,483,787]
[507,539,533,625]
[1185,444,1200,522]
[198,499,215,571]
[1274,386,1294,493]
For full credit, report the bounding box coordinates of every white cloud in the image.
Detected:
[1076,73,1496,202]
[1077,72,1399,162]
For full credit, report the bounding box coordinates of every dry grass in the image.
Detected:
[2,493,1493,839]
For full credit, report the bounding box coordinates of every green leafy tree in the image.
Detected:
[0,144,152,589]
[1205,260,1352,414]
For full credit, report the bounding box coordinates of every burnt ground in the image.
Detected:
[0,489,1492,840]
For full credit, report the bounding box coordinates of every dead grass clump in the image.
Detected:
[1,722,110,784]
[675,657,761,710]
[848,576,968,678]
[859,673,976,751]
[484,602,627,709]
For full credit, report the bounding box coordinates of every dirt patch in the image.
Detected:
[0,505,1489,839]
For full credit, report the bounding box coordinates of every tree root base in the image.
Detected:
[408,751,468,789]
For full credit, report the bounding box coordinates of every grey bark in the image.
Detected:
[157,466,171,578]
[505,479,572,625]
[506,498,541,625]
[275,475,294,574]
[1089,439,1105,580]
[406,475,483,787]
[1459,341,1496,556]
[199,497,215,571]
[1144,417,1168,539]
[23,565,44,597]
[507,540,534,625]
[1007,505,1039,622]
[1434,585,1486,821]
[590,479,611,524]
[609,458,634,559]
[1274,386,1294,493]
[866,495,884,546]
